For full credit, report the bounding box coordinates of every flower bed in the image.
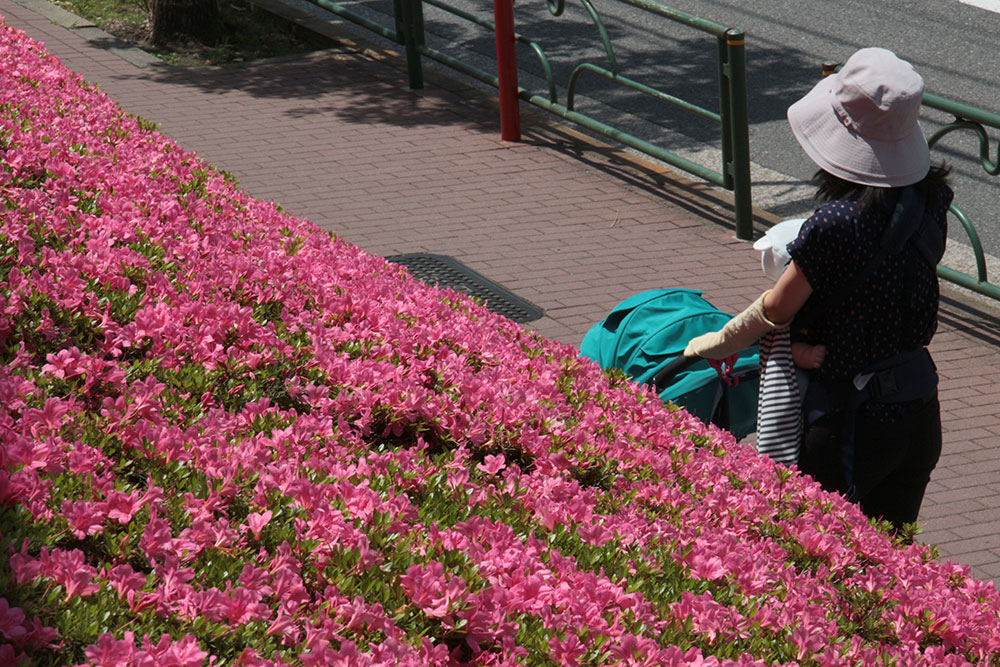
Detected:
[2,16,1000,667]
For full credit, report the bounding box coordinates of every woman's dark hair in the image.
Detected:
[811,163,952,211]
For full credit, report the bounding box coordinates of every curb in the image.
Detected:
[12,0,162,69]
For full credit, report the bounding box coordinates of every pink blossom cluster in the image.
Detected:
[2,14,1000,667]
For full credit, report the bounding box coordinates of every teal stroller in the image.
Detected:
[581,289,760,439]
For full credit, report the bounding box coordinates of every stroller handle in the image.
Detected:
[651,355,700,393]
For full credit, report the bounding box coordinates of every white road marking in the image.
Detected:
[958,0,1000,13]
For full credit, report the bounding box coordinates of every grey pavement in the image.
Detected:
[3,0,1000,581]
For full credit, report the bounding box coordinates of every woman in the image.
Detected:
[685,47,952,531]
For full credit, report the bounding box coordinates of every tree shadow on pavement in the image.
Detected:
[128,6,828,224]
[133,7,822,142]
[137,46,501,131]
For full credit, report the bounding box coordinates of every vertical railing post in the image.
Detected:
[395,0,425,89]
[724,28,752,240]
[493,0,521,141]
[716,35,734,191]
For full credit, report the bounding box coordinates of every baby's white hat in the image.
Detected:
[753,218,806,281]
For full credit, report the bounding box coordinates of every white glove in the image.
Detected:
[684,291,790,360]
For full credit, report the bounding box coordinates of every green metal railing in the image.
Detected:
[303,0,755,238]
[822,63,1000,302]
[925,94,1000,302]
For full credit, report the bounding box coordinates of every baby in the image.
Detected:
[753,217,825,463]
[754,218,826,371]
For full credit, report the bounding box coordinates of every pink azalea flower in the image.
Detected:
[32,549,100,601]
[549,633,585,666]
[0,645,25,667]
[136,633,208,667]
[26,397,73,437]
[476,453,506,476]
[61,499,106,539]
[139,512,173,560]
[139,479,166,508]
[41,346,85,379]
[21,615,61,651]
[532,499,558,531]
[0,598,27,641]
[104,490,141,525]
[105,564,148,608]
[687,552,727,582]
[399,562,468,619]
[84,631,135,667]
[265,613,298,641]
[576,521,613,547]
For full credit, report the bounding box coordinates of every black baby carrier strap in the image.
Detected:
[803,186,941,502]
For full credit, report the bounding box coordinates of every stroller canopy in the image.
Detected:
[580,289,759,438]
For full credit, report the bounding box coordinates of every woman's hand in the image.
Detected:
[683,291,790,359]
[683,260,815,361]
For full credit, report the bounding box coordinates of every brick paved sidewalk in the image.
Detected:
[4,0,1000,581]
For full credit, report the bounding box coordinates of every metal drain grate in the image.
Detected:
[387,253,544,324]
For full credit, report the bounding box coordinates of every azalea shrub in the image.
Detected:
[2,16,1000,667]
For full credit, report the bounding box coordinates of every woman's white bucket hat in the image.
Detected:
[787,47,930,188]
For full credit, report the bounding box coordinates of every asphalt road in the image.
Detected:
[325,0,1000,258]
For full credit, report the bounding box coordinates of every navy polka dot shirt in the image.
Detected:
[787,185,953,383]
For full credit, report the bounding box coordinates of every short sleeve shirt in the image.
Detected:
[787,186,952,382]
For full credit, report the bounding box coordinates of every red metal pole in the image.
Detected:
[493,0,521,141]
